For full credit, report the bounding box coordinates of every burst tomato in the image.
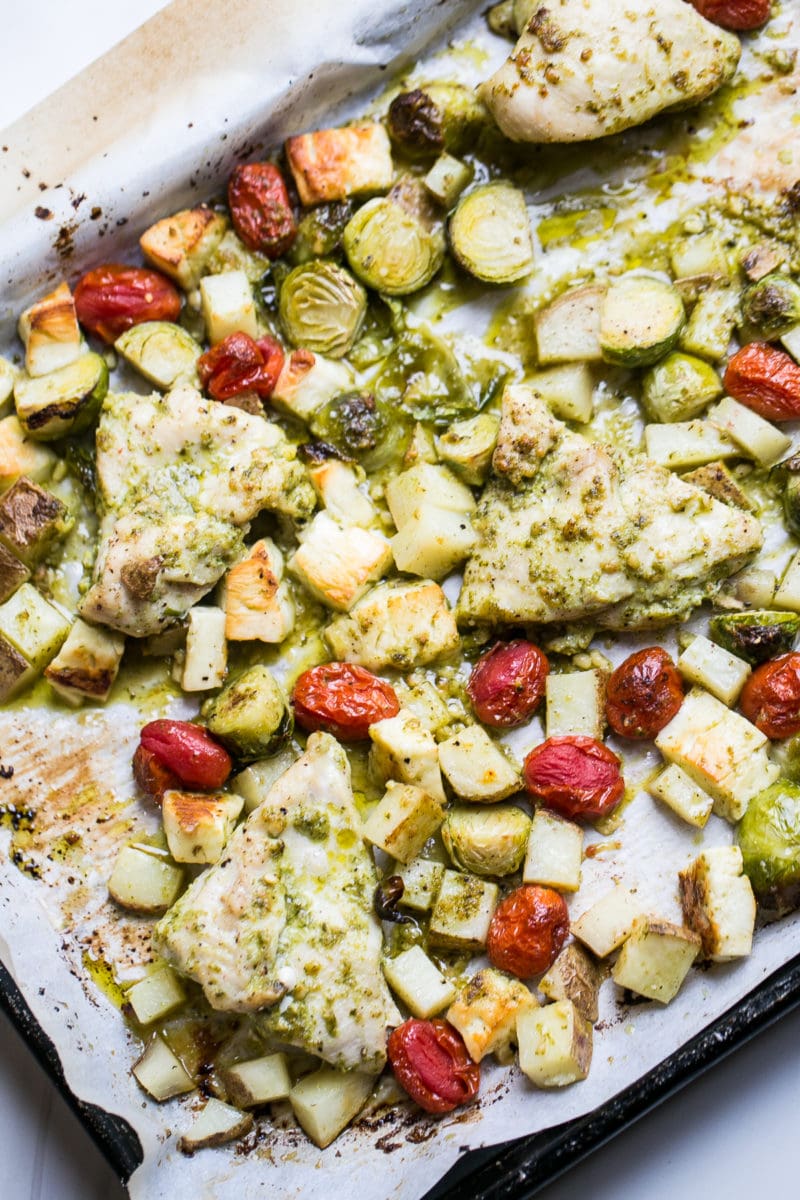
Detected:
[690,0,770,30]
[197,332,284,400]
[486,885,569,978]
[740,652,800,739]
[605,647,684,739]
[523,736,624,821]
[387,1019,480,1114]
[74,264,181,343]
[467,639,549,728]
[292,662,400,741]
[132,744,180,803]
[228,162,296,258]
[723,343,800,421]
[138,720,232,790]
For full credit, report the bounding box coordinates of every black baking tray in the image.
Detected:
[3,950,800,1196]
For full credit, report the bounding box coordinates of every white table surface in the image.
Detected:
[2,4,799,1198]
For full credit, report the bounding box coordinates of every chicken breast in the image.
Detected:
[80,385,314,637]
[457,386,762,630]
[482,0,740,144]
[155,733,400,1073]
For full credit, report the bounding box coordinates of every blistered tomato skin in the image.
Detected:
[740,653,800,739]
[197,332,285,401]
[292,662,400,741]
[132,744,180,803]
[139,720,232,790]
[467,639,549,728]
[690,0,770,31]
[723,343,800,421]
[605,647,684,739]
[228,162,297,258]
[523,736,624,822]
[387,1019,480,1114]
[74,264,182,343]
[487,885,569,978]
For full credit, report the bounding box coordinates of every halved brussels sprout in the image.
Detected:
[344,192,445,296]
[288,203,353,266]
[201,664,292,762]
[449,183,533,285]
[115,321,200,389]
[387,82,489,159]
[641,352,722,423]
[741,273,800,340]
[442,804,531,877]
[600,276,685,368]
[737,780,800,917]
[14,352,108,441]
[774,451,800,536]
[435,412,500,485]
[278,261,366,358]
[709,611,800,665]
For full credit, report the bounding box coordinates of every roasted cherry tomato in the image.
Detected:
[740,652,800,739]
[690,0,770,30]
[197,332,285,399]
[723,343,800,421]
[139,720,232,790]
[292,662,400,741]
[523,736,624,822]
[74,264,181,343]
[467,639,549,728]
[228,162,296,258]
[132,744,180,803]
[387,1019,480,1114]
[605,647,684,739]
[486,884,569,978]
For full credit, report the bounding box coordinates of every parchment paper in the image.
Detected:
[2,2,800,1198]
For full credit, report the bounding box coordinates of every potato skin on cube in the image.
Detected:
[517,1000,593,1088]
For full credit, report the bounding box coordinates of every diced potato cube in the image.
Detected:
[539,943,603,1023]
[391,506,476,580]
[326,580,460,670]
[780,324,800,361]
[428,870,499,951]
[644,420,740,470]
[0,582,70,699]
[710,396,791,466]
[677,634,751,706]
[133,1036,195,1102]
[0,357,16,416]
[529,362,594,423]
[571,885,642,958]
[679,282,739,362]
[271,349,353,423]
[200,270,257,344]
[679,845,756,962]
[438,725,520,802]
[0,637,32,702]
[729,567,776,608]
[223,1053,292,1108]
[671,233,729,279]
[404,422,438,468]
[712,747,778,824]
[362,781,444,863]
[285,123,394,206]
[393,857,445,912]
[181,605,227,691]
[383,946,456,1019]
[0,543,29,605]
[177,1098,253,1152]
[517,1000,593,1087]
[162,791,244,865]
[0,477,69,567]
[612,917,700,1004]
[395,675,454,735]
[775,550,800,612]
[289,1067,374,1148]
[545,669,605,739]
[220,538,294,643]
[681,461,751,510]
[308,459,375,528]
[108,845,184,915]
[0,416,56,492]
[523,809,583,892]
[140,205,228,289]
[423,153,473,207]
[44,618,125,705]
[535,285,605,365]
[18,281,82,377]
[446,968,536,1063]
[385,463,476,531]
[231,747,300,813]
[289,512,392,611]
[127,966,186,1025]
[369,708,445,801]
[649,763,714,827]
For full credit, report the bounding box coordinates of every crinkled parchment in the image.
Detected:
[1,3,800,1199]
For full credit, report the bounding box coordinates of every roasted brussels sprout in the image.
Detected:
[374,327,506,423]
[14,353,108,441]
[344,191,445,296]
[442,804,531,876]
[387,82,489,158]
[288,203,353,266]
[310,391,386,455]
[486,0,517,38]
[709,611,800,665]
[201,664,292,762]
[737,780,800,917]
[435,412,500,485]
[741,273,800,340]
[641,352,723,423]
[449,183,533,285]
[278,261,366,357]
[774,451,800,536]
